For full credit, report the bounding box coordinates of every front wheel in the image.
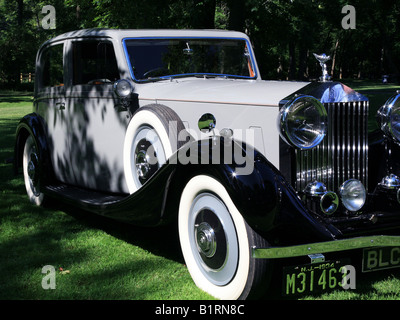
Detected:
[123,105,188,194]
[178,175,271,300]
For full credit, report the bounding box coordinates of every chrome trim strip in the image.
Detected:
[329,102,334,190]
[350,102,353,178]
[252,235,400,259]
[357,102,362,181]
[365,101,368,182]
[340,102,344,185]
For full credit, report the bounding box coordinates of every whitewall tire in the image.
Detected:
[178,175,270,300]
[23,135,45,206]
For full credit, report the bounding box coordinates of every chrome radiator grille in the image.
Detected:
[295,101,369,193]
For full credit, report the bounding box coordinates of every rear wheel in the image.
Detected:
[23,135,45,206]
[178,175,271,300]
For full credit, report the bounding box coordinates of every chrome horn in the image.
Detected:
[304,181,339,215]
[378,174,400,205]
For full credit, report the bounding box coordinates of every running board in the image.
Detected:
[41,164,176,226]
[44,184,126,208]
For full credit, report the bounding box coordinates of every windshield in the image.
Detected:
[123,38,257,81]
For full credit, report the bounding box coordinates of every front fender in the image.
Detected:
[164,137,337,246]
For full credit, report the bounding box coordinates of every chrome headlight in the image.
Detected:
[377,92,400,143]
[340,179,366,212]
[279,95,327,150]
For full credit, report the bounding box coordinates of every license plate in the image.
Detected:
[362,247,400,272]
[283,260,349,296]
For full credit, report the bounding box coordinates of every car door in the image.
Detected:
[66,39,130,193]
[36,41,74,184]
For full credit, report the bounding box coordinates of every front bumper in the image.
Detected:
[252,235,400,259]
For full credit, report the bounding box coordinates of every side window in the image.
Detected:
[41,44,64,88]
[72,41,120,85]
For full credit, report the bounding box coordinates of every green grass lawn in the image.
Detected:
[1,83,400,301]
[346,79,400,132]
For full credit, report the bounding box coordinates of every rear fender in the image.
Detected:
[14,113,54,184]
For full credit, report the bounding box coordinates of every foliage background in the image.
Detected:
[1,0,399,89]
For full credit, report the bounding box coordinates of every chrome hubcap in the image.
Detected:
[188,193,239,286]
[27,147,40,196]
[28,159,36,181]
[195,222,216,258]
[135,149,152,179]
[131,125,167,190]
[134,138,159,184]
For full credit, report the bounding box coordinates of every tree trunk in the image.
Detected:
[331,39,339,79]
[226,0,246,32]
[288,40,296,80]
[191,0,216,29]
[15,0,24,85]
[297,45,308,80]
[17,0,23,26]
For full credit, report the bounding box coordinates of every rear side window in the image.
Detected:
[72,41,120,85]
[41,43,64,88]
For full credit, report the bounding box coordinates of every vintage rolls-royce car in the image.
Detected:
[14,29,400,299]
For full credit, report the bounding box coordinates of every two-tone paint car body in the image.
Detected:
[14,29,400,299]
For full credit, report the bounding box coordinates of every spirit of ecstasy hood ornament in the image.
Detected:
[313,53,331,82]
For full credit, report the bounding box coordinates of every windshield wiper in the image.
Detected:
[193,74,248,80]
[194,74,219,79]
[139,73,247,82]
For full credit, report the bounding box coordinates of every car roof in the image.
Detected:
[41,28,251,47]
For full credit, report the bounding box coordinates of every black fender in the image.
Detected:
[16,123,337,246]
[14,113,54,185]
[162,136,338,246]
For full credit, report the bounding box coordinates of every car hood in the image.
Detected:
[136,78,310,107]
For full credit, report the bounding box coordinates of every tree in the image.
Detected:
[1,0,399,88]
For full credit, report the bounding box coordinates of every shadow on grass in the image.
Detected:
[0,96,33,104]
[0,91,33,105]
[49,200,185,264]
[0,172,191,299]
